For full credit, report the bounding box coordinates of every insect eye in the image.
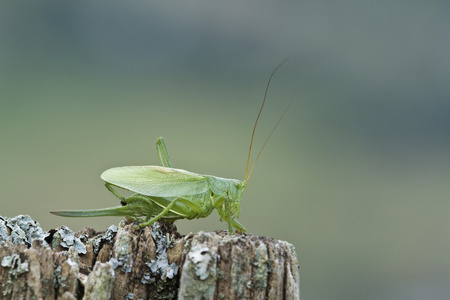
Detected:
[235,182,246,189]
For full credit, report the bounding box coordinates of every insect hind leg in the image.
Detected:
[156,137,174,168]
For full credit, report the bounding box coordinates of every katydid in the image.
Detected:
[51,60,295,233]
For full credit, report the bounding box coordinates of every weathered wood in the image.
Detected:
[0,215,300,299]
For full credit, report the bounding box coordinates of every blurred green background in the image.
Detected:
[1,1,449,299]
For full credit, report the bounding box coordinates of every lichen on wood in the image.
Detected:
[0,215,300,299]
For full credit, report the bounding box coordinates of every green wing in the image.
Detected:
[101,166,209,197]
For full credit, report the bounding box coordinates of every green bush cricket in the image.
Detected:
[51,60,296,233]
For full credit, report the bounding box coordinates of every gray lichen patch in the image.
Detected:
[92,224,117,254]
[187,246,213,280]
[179,232,218,299]
[0,215,47,246]
[109,227,133,273]
[0,220,8,242]
[1,253,30,296]
[1,253,29,277]
[145,252,179,281]
[252,243,270,289]
[125,292,134,299]
[52,226,87,254]
[143,222,179,282]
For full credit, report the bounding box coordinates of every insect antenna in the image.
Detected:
[244,58,289,182]
[244,61,314,183]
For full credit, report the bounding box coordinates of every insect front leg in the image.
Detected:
[212,195,245,234]
[231,219,246,234]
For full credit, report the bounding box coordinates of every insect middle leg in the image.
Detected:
[105,183,126,203]
[138,196,205,227]
[138,199,176,227]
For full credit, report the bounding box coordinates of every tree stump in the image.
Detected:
[0,215,300,299]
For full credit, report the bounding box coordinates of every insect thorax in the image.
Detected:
[204,175,246,221]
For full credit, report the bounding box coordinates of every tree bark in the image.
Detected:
[0,215,299,299]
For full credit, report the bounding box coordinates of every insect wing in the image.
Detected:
[101,166,209,197]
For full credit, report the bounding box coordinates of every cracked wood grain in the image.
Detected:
[0,216,300,300]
